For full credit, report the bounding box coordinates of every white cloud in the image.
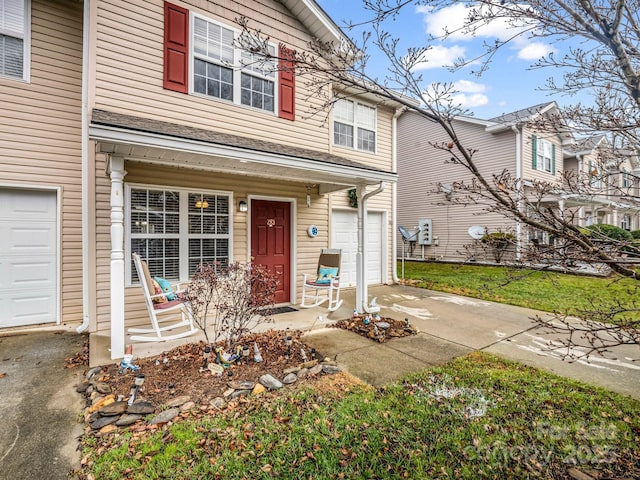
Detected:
[415,4,554,63]
[516,40,554,60]
[452,93,489,108]
[412,44,466,70]
[452,79,486,93]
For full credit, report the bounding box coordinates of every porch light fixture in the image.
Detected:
[195,199,209,209]
[306,185,312,208]
[238,200,248,212]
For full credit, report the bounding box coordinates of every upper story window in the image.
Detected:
[333,98,377,153]
[622,169,633,189]
[0,0,29,81]
[589,161,602,188]
[533,136,554,173]
[191,14,276,113]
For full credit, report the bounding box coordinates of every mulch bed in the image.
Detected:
[331,316,418,342]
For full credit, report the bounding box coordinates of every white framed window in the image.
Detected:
[622,169,633,189]
[333,98,377,153]
[535,137,553,173]
[621,214,632,231]
[126,185,232,285]
[589,161,602,188]
[0,0,29,81]
[191,13,276,113]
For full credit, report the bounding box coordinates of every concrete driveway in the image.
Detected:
[0,330,85,480]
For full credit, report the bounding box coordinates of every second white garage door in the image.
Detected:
[331,210,383,287]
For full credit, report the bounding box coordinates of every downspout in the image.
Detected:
[77,0,91,333]
[356,182,385,313]
[512,125,522,261]
[391,107,406,283]
[576,154,584,226]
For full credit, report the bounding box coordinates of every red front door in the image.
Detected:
[251,200,291,304]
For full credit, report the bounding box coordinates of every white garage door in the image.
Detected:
[331,210,383,287]
[0,189,58,328]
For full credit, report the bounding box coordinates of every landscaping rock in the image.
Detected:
[86,366,102,380]
[180,401,195,411]
[98,401,128,416]
[259,374,283,390]
[297,368,309,379]
[229,389,251,399]
[165,395,190,408]
[228,380,255,390]
[149,408,179,425]
[99,424,119,435]
[282,373,297,384]
[91,415,119,430]
[283,366,300,375]
[76,381,91,393]
[252,383,266,395]
[322,365,341,375]
[116,414,143,426]
[308,364,323,376]
[209,397,226,409]
[127,401,155,415]
[88,395,115,413]
[95,382,112,394]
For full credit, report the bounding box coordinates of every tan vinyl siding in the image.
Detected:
[93,0,334,155]
[397,112,518,262]
[0,0,83,324]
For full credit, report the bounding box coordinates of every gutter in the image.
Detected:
[512,125,522,261]
[391,107,406,283]
[77,0,90,334]
[356,182,385,313]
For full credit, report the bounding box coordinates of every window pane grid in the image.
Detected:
[240,72,274,111]
[333,99,376,152]
[334,121,353,147]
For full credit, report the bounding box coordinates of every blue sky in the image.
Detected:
[316,1,576,120]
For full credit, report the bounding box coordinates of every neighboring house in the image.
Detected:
[1,0,406,360]
[396,102,640,263]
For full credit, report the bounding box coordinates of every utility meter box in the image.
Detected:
[418,218,432,245]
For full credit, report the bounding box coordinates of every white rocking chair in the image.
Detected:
[300,248,344,312]
[129,253,198,342]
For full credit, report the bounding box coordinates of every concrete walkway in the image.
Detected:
[0,329,85,480]
[300,285,640,399]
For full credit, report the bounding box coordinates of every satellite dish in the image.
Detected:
[468,225,486,239]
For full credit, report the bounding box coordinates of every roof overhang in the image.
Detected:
[89,123,396,189]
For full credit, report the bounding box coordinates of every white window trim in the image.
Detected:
[0,0,31,82]
[622,169,633,189]
[535,138,553,173]
[125,183,234,286]
[333,98,378,153]
[189,11,278,115]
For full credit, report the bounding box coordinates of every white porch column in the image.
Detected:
[355,185,367,313]
[109,156,127,360]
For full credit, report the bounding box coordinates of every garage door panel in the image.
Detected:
[0,189,58,328]
[331,210,383,287]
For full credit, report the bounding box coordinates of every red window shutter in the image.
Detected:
[164,2,189,93]
[278,45,295,121]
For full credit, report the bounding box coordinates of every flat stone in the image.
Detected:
[91,415,119,430]
[98,401,128,416]
[209,397,226,409]
[222,388,235,398]
[98,424,119,435]
[116,414,143,426]
[229,389,251,399]
[300,360,318,369]
[127,401,155,415]
[165,395,190,408]
[283,367,300,375]
[375,321,391,330]
[321,360,338,366]
[297,368,309,379]
[76,381,91,393]
[85,385,94,395]
[149,408,179,426]
[88,394,115,413]
[308,365,323,376]
[282,373,297,384]
[86,366,102,380]
[322,365,342,375]
[95,382,112,394]
[180,401,195,412]
[251,383,266,395]
[228,380,255,390]
[259,374,283,390]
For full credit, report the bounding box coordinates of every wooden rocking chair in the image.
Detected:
[129,253,198,342]
[300,249,344,312]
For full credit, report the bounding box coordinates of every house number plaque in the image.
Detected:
[267,219,276,227]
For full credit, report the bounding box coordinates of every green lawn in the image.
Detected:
[80,353,640,479]
[400,261,640,318]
